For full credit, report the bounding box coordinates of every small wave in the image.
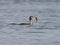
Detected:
[27,31,45,33]
[34,27,57,30]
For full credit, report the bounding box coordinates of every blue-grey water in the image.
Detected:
[0,2,60,45]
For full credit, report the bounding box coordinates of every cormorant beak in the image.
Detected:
[35,17,38,22]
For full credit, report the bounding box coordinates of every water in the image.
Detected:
[0,2,60,45]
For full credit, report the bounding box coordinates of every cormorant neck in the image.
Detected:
[30,20,33,26]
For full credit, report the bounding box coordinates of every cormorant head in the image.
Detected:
[29,16,38,22]
[29,16,38,26]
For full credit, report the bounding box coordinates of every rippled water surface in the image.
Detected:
[0,2,60,45]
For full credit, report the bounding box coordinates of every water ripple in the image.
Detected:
[27,31,45,33]
[34,27,57,30]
